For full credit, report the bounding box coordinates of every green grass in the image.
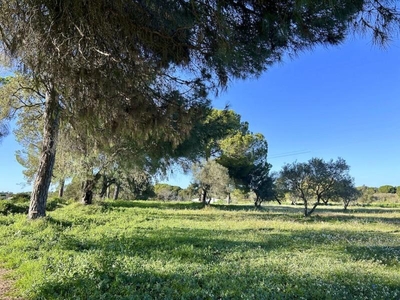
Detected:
[0,199,399,299]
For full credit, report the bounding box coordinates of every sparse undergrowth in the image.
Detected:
[0,199,399,299]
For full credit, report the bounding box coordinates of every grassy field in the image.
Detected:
[0,199,399,299]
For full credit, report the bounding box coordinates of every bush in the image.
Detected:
[46,197,70,211]
[0,200,29,215]
[0,192,12,200]
[0,196,69,215]
[378,185,396,194]
[10,192,31,202]
[357,186,378,204]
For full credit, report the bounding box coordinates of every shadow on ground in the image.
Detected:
[33,223,400,300]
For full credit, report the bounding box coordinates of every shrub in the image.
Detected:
[378,185,396,194]
[0,200,29,215]
[10,192,31,202]
[46,197,70,211]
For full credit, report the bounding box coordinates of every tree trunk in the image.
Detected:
[201,189,207,206]
[81,179,94,205]
[304,199,308,217]
[81,173,101,204]
[113,183,120,200]
[28,87,60,219]
[99,175,108,199]
[305,202,319,217]
[106,186,111,198]
[58,179,65,198]
[343,200,349,211]
[227,193,231,204]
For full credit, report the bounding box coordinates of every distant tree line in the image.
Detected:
[0,192,13,200]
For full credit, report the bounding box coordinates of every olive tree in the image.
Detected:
[279,157,356,216]
[192,159,230,205]
[323,178,361,210]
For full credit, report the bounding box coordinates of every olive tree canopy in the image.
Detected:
[279,157,356,216]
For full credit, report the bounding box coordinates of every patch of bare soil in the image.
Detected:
[0,269,22,300]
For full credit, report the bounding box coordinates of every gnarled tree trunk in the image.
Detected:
[99,174,108,199]
[81,179,94,205]
[99,175,115,199]
[81,173,101,205]
[28,86,60,219]
[81,172,101,205]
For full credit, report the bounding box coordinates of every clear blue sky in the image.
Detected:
[1,36,399,193]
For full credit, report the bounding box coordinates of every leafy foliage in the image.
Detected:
[279,157,357,216]
[357,186,379,204]
[217,131,276,205]
[378,185,396,194]
[154,183,182,201]
[192,159,230,204]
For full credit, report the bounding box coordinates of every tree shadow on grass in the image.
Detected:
[46,215,73,228]
[15,210,399,299]
[235,204,400,226]
[347,206,400,214]
[32,225,400,300]
[100,201,301,214]
[259,204,400,215]
[57,226,284,264]
[208,204,267,212]
[32,260,400,300]
[155,205,400,226]
[310,214,400,226]
[55,224,400,266]
[100,200,204,211]
[345,244,400,267]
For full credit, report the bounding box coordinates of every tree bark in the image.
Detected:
[113,183,120,200]
[99,174,108,199]
[81,173,101,204]
[343,200,349,211]
[305,202,319,217]
[201,189,207,206]
[81,179,94,205]
[304,199,308,217]
[58,179,65,198]
[254,196,261,207]
[28,87,60,219]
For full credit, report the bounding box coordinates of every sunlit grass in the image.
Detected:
[0,199,399,299]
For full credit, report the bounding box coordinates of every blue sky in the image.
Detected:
[1,36,399,192]
[167,36,400,189]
